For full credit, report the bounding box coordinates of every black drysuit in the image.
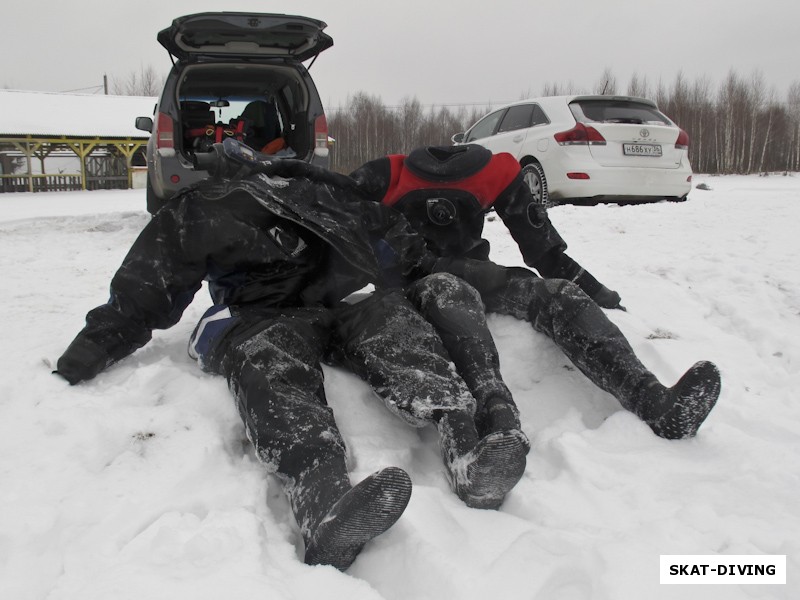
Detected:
[345,145,666,414]
[55,171,511,543]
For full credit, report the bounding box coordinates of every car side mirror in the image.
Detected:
[451,132,465,144]
[135,116,153,133]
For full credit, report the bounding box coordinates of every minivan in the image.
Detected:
[136,12,333,214]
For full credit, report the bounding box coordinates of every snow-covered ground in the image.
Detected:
[0,175,797,599]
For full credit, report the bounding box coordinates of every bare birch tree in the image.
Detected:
[627,72,650,98]
[112,65,166,96]
[786,81,800,172]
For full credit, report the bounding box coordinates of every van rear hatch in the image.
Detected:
[158,12,333,62]
[569,97,685,169]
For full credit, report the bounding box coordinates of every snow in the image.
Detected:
[1,175,798,599]
[0,89,155,138]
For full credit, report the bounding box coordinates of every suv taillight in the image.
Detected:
[314,114,328,149]
[675,128,690,150]
[156,112,175,149]
[554,122,606,146]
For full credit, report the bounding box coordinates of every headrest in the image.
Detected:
[180,100,212,112]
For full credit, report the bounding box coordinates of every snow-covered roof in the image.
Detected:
[0,89,156,138]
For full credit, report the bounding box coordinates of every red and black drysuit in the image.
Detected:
[343,145,717,434]
[54,167,518,565]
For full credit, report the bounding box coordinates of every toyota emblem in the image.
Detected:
[640,128,650,138]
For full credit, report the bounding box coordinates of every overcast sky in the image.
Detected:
[3,0,798,110]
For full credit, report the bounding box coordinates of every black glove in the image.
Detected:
[54,336,109,385]
[591,285,626,311]
[562,261,625,311]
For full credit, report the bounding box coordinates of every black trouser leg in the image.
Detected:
[484,268,657,410]
[330,289,476,426]
[405,273,521,435]
[331,289,526,509]
[213,309,351,540]
[200,306,417,567]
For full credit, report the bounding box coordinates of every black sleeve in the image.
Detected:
[356,201,438,287]
[535,248,623,308]
[56,203,206,384]
[348,157,392,202]
[342,158,436,285]
[493,177,568,266]
[493,179,623,306]
[535,249,602,296]
[256,158,359,190]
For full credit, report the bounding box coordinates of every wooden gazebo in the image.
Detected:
[0,89,155,193]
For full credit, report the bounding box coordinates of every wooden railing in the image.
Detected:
[86,175,129,191]
[0,173,129,193]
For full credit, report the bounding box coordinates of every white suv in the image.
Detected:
[452,95,692,206]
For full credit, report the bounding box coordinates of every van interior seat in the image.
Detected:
[240,100,282,149]
[180,100,216,131]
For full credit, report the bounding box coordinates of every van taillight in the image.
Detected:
[675,128,690,150]
[314,114,328,149]
[554,122,606,146]
[156,112,174,149]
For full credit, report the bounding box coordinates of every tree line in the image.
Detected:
[103,66,800,177]
[326,69,800,176]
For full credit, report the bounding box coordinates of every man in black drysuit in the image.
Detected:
[54,142,527,571]
[338,144,722,440]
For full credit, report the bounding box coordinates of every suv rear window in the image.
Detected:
[175,63,309,157]
[569,100,670,125]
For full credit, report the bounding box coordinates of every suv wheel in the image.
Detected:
[521,163,552,208]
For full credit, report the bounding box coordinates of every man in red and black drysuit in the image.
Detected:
[344,144,721,441]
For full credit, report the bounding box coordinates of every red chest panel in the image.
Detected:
[382,153,520,208]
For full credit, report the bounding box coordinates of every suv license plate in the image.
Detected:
[623,143,662,157]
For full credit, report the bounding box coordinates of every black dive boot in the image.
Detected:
[437,411,527,510]
[524,281,720,440]
[474,395,531,453]
[632,361,721,440]
[303,467,412,570]
[289,459,412,571]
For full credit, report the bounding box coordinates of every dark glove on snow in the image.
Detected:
[591,285,626,311]
[54,336,110,385]
[561,261,625,311]
[433,258,508,295]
